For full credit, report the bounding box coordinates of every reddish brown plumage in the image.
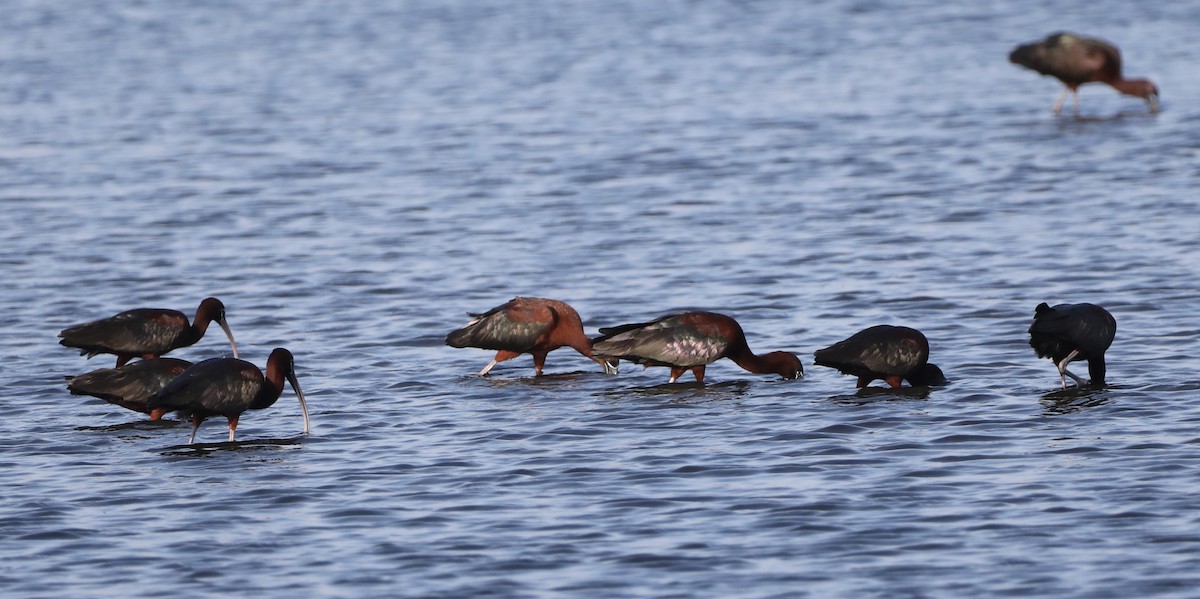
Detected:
[445,297,615,376]
[592,311,803,384]
[1009,32,1159,114]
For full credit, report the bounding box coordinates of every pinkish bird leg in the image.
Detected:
[228,415,238,443]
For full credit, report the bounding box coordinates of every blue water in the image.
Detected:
[2,1,1200,596]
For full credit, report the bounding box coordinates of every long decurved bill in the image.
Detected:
[218,318,239,359]
[286,370,311,435]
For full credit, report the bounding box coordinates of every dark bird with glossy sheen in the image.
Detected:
[1009,32,1159,115]
[591,311,803,384]
[67,357,193,419]
[813,325,946,389]
[1028,302,1116,389]
[58,297,238,367]
[446,297,617,376]
[147,348,310,444]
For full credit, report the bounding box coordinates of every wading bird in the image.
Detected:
[59,297,238,367]
[1028,302,1115,388]
[813,325,945,389]
[591,311,802,384]
[446,297,617,376]
[1009,32,1159,115]
[148,348,310,444]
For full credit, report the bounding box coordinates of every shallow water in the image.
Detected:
[2,1,1200,596]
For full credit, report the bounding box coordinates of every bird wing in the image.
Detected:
[1010,33,1114,85]
[445,297,555,352]
[148,358,264,416]
[814,326,925,376]
[593,315,727,367]
[59,309,187,355]
[1029,304,1115,357]
[68,358,192,405]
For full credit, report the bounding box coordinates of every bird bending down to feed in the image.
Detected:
[66,357,193,419]
[147,348,310,444]
[445,296,617,376]
[1028,302,1116,389]
[813,325,946,389]
[58,297,238,367]
[1009,32,1159,115]
[591,311,802,384]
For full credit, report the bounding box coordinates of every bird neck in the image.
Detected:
[726,345,781,376]
[251,367,287,410]
[1110,78,1150,98]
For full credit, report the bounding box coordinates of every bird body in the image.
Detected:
[59,297,238,367]
[148,348,309,444]
[1009,32,1159,114]
[591,311,802,383]
[446,297,615,376]
[1028,302,1115,388]
[814,325,945,388]
[67,357,192,418]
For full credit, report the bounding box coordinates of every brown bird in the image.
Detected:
[445,297,617,376]
[147,348,311,444]
[813,325,945,389]
[66,357,193,419]
[1009,32,1159,114]
[59,297,238,367]
[591,311,803,384]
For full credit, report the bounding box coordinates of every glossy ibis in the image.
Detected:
[147,348,310,444]
[1009,32,1159,114]
[446,297,617,376]
[1028,302,1116,388]
[813,325,945,388]
[67,357,192,419]
[59,297,238,367]
[591,311,802,383]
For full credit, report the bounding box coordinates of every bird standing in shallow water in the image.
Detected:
[1009,32,1159,115]
[813,325,945,389]
[58,297,238,367]
[446,297,617,376]
[1028,302,1116,389]
[591,311,802,384]
[148,348,310,444]
[67,357,192,419]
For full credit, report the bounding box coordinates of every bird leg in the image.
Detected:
[1072,90,1081,116]
[885,375,903,389]
[692,366,706,384]
[532,353,547,377]
[227,415,238,443]
[115,355,132,368]
[668,367,685,384]
[149,408,167,421]
[1052,88,1069,114]
[1056,349,1086,388]
[479,350,520,376]
[188,413,204,444]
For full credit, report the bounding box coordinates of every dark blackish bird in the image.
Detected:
[813,325,946,389]
[446,297,617,376]
[67,357,193,419]
[59,297,238,367]
[147,348,310,444]
[1009,32,1159,115]
[591,311,802,384]
[1028,302,1116,389]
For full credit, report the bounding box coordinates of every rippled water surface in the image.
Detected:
[3,1,1200,596]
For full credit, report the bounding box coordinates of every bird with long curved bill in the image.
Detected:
[1028,302,1116,389]
[148,348,310,444]
[591,311,802,384]
[59,297,239,367]
[1009,32,1159,115]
